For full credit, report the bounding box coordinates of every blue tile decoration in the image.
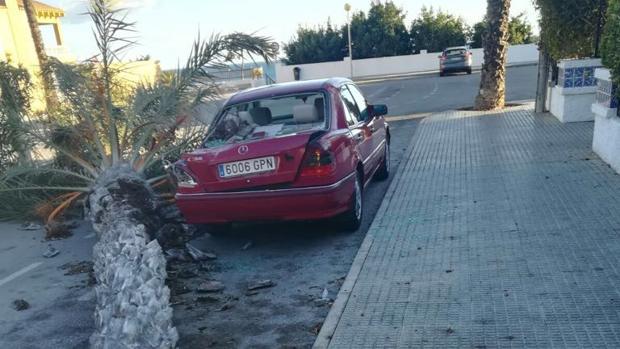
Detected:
[561,65,601,88]
[584,67,595,86]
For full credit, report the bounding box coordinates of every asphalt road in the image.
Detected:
[359,64,538,115]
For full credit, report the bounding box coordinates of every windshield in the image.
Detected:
[203,92,328,148]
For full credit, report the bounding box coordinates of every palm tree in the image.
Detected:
[22,0,57,108]
[475,0,511,110]
[0,1,277,347]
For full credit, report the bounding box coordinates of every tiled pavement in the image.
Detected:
[324,105,620,348]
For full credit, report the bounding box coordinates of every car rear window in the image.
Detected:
[445,49,467,56]
[203,92,328,148]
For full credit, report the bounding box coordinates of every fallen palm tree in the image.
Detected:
[0,0,277,347]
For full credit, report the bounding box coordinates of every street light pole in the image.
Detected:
[345,3,353,79]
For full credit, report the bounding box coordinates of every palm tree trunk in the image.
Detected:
[88,165,178,348]
[475,0,511,111]
[22,0,57,109]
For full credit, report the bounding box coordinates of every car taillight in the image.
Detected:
[300,142,336,178]
[172,164,198,188]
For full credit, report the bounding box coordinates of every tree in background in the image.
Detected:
[22,0,57,108]
[283,20,345,64]
[410,6,468,53]
[0,62,31,172]
[507,12,534,44]
[470,12,534,48]
[348,1,411,59]
[535,0,608,60]
[602,0,620,99]
[475,0,511,110]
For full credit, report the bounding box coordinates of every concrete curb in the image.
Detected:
[312,112,430,349]
[354,61,538,85]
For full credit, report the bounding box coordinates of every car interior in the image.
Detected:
[203,93,328,148]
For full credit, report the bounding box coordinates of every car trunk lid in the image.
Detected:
[184,132,315,192]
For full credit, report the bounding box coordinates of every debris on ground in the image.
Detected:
[245,290,259,297]
[196,295,219,303]
[19,222,41,231]
[156,223,186,249]
[446,327,454,335]
[241,241,253,251]
[217,303,234,312]
[12,299,30,311]
[43,245,60,258]
[197,280,225,293]
[321,288,329,300]
[247,279,276,291]
[165,248,190,262]
[186,243,217,261]
[310,322,322,335]
[45,221,73,240]
[60,261,94,275]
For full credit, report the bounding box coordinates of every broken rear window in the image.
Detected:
[203,92,328,148]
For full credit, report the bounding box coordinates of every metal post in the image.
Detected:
[535,47,550,113]
[345,3,353,79]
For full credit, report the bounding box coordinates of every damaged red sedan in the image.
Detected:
[172,78,390,231]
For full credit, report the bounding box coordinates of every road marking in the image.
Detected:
[0,262,42,287]
[422,81,439,100]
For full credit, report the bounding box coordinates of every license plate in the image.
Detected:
[218,156,276,178]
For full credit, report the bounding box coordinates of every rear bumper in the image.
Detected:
[175,172,356,224]
[441,62,472,72]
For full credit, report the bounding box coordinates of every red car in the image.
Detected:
[172,78,390,231]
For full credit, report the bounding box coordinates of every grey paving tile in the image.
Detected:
[328,106,620,348]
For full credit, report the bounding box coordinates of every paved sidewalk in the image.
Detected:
[319,104,620,348]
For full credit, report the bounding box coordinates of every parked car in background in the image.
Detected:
[439,46,473,76]
[172,78,390,232]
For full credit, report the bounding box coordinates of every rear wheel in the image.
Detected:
[374,143,390,181]
[339,172,363,231]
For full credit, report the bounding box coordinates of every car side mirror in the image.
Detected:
[370,104,388,117]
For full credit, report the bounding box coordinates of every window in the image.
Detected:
[203,92,327,148]
[346,85,369,121]
[340,87,359,126]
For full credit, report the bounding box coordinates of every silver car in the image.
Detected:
[438,46,473,76]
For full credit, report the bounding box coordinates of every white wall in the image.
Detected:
[275,44,539,83]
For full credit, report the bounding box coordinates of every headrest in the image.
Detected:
[314,98,325,120]
[238,111,253,124]
[293,104,320,124]
[249,107,272,126]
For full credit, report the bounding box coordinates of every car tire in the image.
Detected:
[439,71,445,77]
[374,143,390,181]
[339,172,363,231]
[467,68,472,74]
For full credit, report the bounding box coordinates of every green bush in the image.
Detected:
[0,62,31,172]
[535,0,607,60]
[602,0,620,98]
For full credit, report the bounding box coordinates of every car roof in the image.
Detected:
[444,46,468,51]
[225,77,351,106]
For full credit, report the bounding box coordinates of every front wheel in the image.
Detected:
[374,143,390,181]
[339,172,363,231]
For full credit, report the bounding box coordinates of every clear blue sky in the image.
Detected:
[46,0,539,69]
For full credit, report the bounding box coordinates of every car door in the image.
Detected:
[339,85,375,182]
[346,84,386,174]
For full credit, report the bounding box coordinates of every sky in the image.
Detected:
[44,0,540,69]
